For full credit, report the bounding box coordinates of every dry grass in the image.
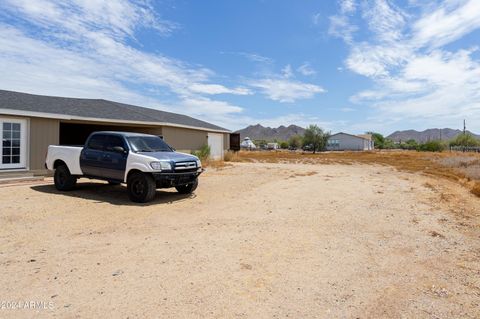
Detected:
[232,150,480,197]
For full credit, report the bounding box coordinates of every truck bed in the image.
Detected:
[45,145,83,175]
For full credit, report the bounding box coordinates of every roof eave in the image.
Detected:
[0,108,231,133]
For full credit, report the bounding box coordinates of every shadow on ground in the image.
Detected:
[30,182,194,206]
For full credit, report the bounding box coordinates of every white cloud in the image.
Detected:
[248,78,325,103]
[328,15,358,44]
[297,62,316,76]
[340,0,356,14]
[0,0,252,129]
[281,64,294,78]
[332,0,480,128]
[412,0,480,48]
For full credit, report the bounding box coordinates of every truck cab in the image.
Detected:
[46,131,203,203]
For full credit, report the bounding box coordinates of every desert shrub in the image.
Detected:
[191,144,210,161]
[288,135,302,149]
[450,133,480,147]
[417,140,445,152]
[224,150,239,162]
[279,141,289,149]
[400,139,419,150]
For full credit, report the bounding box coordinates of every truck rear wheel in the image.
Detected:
[127,172,156,203]
[54,164,77,191]
[175,178,198,194]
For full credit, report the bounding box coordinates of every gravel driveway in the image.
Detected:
[0,162,479,318]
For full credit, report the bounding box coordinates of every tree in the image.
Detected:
[303,125,330,154]
[279,141,289,149]
[367,132,386,149]
[449,133,480,148]
[401,139,418,150]
[288,135,302,149]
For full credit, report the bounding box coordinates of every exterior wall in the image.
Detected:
[161,126,208,152]
[1,114,230,173]
[327,133,367,151]
[223,133,230,151]
[30,118,60,171]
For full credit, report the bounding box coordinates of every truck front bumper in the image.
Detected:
[152,169,203,188]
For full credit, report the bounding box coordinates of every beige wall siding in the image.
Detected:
[30,118,60,170]
[161,126,208,152]
[223,133,230,151]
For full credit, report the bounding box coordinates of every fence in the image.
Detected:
[450,146,480,153]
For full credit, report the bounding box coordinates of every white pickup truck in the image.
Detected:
[45,131,203,203]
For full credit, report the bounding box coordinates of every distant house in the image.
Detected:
[327,132,374,151]
[266,142,279,150]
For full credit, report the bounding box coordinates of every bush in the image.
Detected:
[288,135,302,149]
[191,144,210,160]
[400,139,419,150]
[417,140,445,152]
[279,141,289,149]
[449,133,480,147]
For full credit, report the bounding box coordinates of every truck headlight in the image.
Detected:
[150,161,172,171]
[196,159,201,167]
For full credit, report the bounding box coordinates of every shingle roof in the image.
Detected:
[0,89,229,132]
[330,132,370,140]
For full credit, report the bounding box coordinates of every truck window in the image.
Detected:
[87,134,107,150]
[127,136,173,152]
[105,135,126,152]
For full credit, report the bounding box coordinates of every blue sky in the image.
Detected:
[1,0,480,134]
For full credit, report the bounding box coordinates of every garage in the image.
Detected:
[59,122,163,146]
[207,133,224,160]
[0,89,231,173]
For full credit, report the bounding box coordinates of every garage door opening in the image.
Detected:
[59,122,162,146]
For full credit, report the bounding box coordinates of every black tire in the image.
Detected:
[54,164,77,191]
[127,172,156,203]
[175,178,198,194]
[108,181,121,186]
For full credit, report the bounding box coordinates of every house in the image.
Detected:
[0,90,231,174]
[266,142,279,150]
[327,132,374,151]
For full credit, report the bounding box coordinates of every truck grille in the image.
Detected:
[174,161,197,172]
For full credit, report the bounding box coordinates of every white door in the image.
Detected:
[1,118,27,170]
[207,133,224,160]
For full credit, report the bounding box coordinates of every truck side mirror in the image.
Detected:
[112,146,126,153]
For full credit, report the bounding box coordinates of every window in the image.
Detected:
[127,135,173,152]
[87,134,107,150]
[0,118,26,169]
[2,122,21,164]
[328,139,340,147]
[104,135,126,152]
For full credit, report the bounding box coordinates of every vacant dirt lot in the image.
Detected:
[1,162,479,318]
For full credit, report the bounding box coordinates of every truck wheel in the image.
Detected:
[54,165,77,191]
[127,172,156,203]
[175,178,198,194]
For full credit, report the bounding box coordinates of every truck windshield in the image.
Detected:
[127,136,173,152]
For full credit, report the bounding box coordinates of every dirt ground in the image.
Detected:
[0,162,479,318]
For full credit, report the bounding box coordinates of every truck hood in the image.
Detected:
[138,151,198,163]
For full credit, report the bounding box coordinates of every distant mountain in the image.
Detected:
[236,124,305,141]
[387,128,480,143]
